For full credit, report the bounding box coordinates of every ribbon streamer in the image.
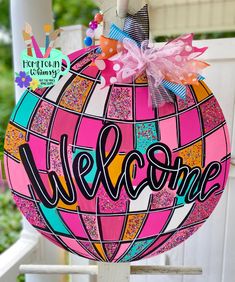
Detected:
[123,4,150,44]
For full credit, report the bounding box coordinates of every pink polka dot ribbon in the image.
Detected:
[96,33,209,106]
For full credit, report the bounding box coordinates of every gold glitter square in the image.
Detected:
[4,123,27,160]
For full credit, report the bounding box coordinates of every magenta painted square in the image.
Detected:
[179,108,201,145]
[76,117,104,149]
[135,86,155,120]
[158,101,175,118]
[59,211,89,238]
[205,126,227,165]
[51,109,79,144]
[28,134,47,170]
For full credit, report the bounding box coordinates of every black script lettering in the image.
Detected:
[117,150,148,200]
[73,123,123,200]
[197,162,221,202]
[146,142,221,203]
[19,123,223,207]
[146,143,171,191]
[168,157,201,202]
[19,134,77,208]
[73,124,148,200]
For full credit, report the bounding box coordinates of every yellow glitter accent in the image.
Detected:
[60,76,93,112]
[123,214,146,240]
[179,140,203,168]
[135,72,148,84]
[4,123,27,160]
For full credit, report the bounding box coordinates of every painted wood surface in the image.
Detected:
[6,1,235,281]
[131,38,235,282]
[62,27,235,282]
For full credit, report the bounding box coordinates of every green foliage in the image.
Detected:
[0,0,10,31]
[194,31,235,40]
[17,274,25,282]
[0,0,99,32]
[53,0,99,28]
[0,43,15,160]
[0,190,22,253]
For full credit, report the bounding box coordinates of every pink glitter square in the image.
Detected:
[107,87,133,120]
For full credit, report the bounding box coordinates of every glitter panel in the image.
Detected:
[60,76,93,112]
[123,214,146,240]
[13,194,46,228]
[4,124,26,159]
[31,101,54,136]
[107,87,133,120]
[136,122,158,153]
[200,96,225,133]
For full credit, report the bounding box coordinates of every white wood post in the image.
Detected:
[10,0,53,102]
[98,0,148,36]
[10,1,67,282]
[55,25,87,55]
[117,0,129,18]
[0,226,40,282]
[98,263,130,282]
[19,263,203,276]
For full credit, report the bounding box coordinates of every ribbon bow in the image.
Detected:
[111,34,208,106]
[95,32,209,107]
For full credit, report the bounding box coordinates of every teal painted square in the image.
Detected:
[11,91,39,128]
[73,149,97,183]
[39,204,70,235]
[10,90,28,121]
[136,122,158,154]
[119,238,155,262]
[176,176,199,205]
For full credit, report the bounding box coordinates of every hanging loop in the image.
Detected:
[117,0,129,18]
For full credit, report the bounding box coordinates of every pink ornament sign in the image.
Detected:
[4,46,231,262]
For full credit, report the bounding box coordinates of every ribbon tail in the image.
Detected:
[198,75,205,81]
[147,76,175,107]
[157,85,175,104]
[161,80,187,100]
[148,76,160,108]
[123,4,150,44]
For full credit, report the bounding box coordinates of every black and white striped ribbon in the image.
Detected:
[123,4,150,44]
[148,77,175,108]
